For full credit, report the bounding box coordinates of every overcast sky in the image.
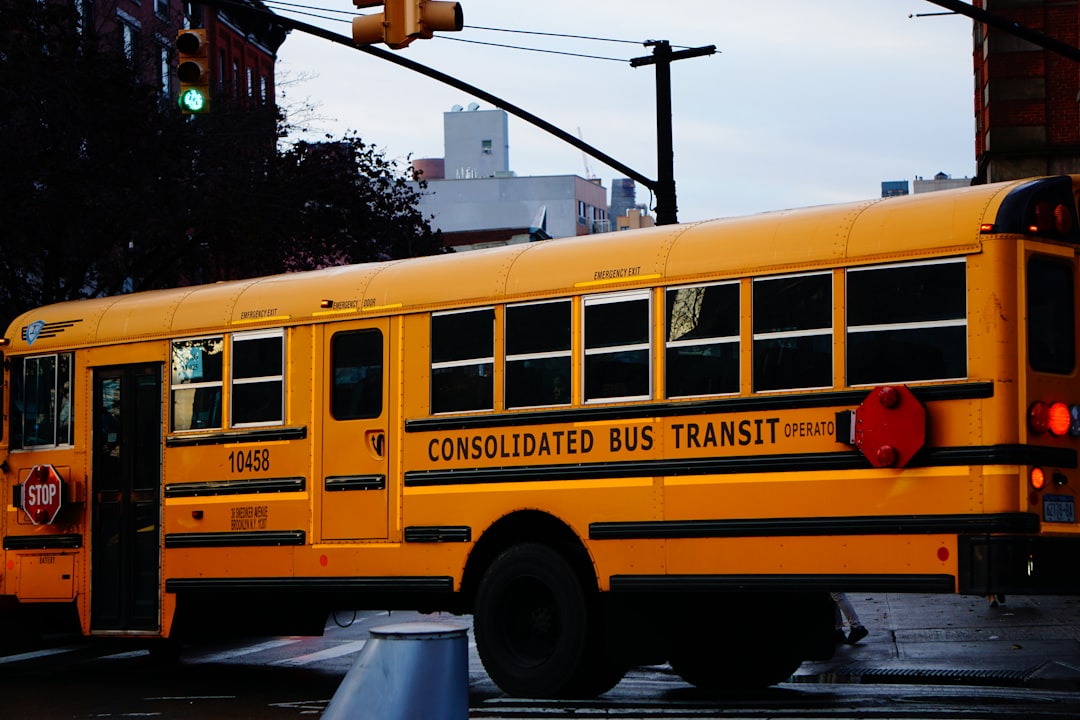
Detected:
[269,1,976,223]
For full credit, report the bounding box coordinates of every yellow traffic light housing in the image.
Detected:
[353,0,463,50]
[176,28,210,114]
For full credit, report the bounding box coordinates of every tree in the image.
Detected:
[0,0,444,328]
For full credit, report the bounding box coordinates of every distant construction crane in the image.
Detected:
[577,127,596,180]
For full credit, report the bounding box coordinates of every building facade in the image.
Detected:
[974,0,1080,182]
[412,106,611,249]
[68,0,283,112]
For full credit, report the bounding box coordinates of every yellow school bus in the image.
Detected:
[2,175,1079,697]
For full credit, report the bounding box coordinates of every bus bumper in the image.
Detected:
[959,535,1080,595]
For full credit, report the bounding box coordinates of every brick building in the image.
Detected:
[69,0,284,112]
[974,0,1080,182]
[185,2,286,111]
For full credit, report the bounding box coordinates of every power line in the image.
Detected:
[439,35,628,62]
[261,0,679,60]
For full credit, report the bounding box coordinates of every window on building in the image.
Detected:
[505,300,571,408]
[331,330,383,420]
[231,329,285,426]
[753,272,832,391]
[246,67,254,98]
[155,0,169,18]
[75,0,93,37]
[666,282,740,397]
[159,45,170,97]
[847,259,967,385]
[481,139,492,155]
[584,291,651,402]
[10,353,74,449]
[171,337,224,431]
[118,17,138,62]
[431,308,494,413]
[260,75,268,104]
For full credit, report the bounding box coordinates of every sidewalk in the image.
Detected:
[795,593,1080,689]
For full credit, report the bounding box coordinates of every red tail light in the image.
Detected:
[1031,466,1047,490]
[1049,402,1071,436]
[1029,400,1080,436]
[1030,401,1050,434]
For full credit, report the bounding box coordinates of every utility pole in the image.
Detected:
[631,41,715,225]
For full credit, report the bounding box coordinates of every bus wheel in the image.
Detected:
[670,641,801,691]
[667,597,804,691]
[474,542,612,698]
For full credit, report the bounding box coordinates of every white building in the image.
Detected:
[411,105,609,251]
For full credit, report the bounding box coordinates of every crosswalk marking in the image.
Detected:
[191,638,304,664]
[272,640,368,667]
[0,646,79,665]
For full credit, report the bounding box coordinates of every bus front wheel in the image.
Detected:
[473,542,619,698]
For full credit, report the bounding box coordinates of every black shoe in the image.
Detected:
[846,625,868,644]
[834,629,847,645]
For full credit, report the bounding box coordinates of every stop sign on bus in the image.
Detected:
[22,464,63,525]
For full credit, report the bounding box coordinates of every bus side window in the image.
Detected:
[666,282,740,398]
[10,353,74,449]
[331,330,383,420]
[846,259,967,385]
[505,300,571,409]
[231,329,285,427]
[583,291,652,402]
[171,337,224,431]
[753,273,833,392]
[9,356,22,447]
[431,308,495,414]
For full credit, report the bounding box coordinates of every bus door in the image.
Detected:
[321,321,390,540]
[90,364,162,632]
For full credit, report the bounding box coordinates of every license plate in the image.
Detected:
[1043,494,1075,523]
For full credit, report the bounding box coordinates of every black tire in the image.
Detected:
[473,542,622,698]
[667,593,822,692]
[669,641,801,691]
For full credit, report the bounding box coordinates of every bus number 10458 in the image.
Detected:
[228,448,271,474]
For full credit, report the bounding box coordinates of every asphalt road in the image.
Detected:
[1,594,1078,718]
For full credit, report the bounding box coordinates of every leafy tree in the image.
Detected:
[0,0,443,329]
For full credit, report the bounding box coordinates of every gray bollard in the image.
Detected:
[322,622,469,720]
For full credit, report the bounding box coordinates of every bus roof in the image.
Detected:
[4,177,1033,352]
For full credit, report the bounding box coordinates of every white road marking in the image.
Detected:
[0,645,80,665]
[272,639,368,666]
[189,637,304,663]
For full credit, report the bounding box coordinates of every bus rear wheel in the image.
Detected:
[667,593,826,691]
[473,542,621,698]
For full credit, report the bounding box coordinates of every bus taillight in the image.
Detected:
[994,176,1080,242]
[1028,400,1080,436]
[1031,201,1074,235]
[1048,402,1071,436]
[1031,466,1047,490]
[1030,401,1050,434]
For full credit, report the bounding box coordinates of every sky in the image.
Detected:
[269,1,977,223]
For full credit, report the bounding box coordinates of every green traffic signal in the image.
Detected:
[179,87,208,114]
[175,28,210,115]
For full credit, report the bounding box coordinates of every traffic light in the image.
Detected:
[175,28,210,114]
[353,0,463,50]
